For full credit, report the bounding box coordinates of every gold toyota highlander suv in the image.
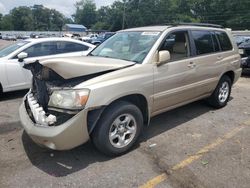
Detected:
[19,24,242,156]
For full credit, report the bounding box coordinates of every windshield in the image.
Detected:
[90,31,161,63]
[0,41,29,57]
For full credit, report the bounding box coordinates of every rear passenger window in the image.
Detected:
[216,31,233,51]
[57,42,89,54]
[192,31,214,55]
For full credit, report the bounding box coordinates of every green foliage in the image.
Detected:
[11,6,34,31]
[32,5,67,31]
[0,0,249,31]
[1,15,14,30]
[191,0,250,29]
[74,0,97,28]
[92,0,250,31]
[0,5,68,31]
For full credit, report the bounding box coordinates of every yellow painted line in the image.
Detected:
[139,125,246,188]
[139,174,167,188]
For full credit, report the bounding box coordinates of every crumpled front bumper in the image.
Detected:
[19,98,90,150]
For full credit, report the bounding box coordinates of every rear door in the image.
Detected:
[189,30,234,96]
[187,30,221,96]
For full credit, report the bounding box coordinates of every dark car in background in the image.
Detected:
[91,32,115,45]
[238,38,250,69]
[234,35,250,46]
[234,35,250,69]
[238,38,250,58]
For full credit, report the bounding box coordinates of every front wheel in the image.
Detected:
[207,75,232,108]
[91,101,143,156]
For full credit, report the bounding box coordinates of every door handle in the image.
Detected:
[188,62,196,68]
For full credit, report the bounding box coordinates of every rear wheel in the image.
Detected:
[92,101,143,156]
[207,75,232,108]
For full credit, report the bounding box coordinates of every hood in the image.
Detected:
[23,56,135,111]
[29,56,135,79]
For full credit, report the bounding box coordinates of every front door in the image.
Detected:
[153,30,198,115]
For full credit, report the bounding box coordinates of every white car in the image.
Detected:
[81,34,98,42]
[0,38,95,93]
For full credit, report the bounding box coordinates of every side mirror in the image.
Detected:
[157,50,170,66]
[18,52,28,62]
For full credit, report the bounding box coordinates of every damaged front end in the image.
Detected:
[19,56,135,150]
[23,60,124,127]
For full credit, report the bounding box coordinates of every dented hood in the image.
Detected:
[34,56,135,79]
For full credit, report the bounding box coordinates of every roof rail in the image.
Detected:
[167,22,223,29]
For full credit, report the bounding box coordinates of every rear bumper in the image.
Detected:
[19,100,90,150]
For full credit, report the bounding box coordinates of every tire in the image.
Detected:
[207,75,232,109]
[91,101,143,156]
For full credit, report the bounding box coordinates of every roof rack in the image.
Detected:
[167,22,223,29]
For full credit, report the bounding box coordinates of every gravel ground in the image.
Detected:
[0,39,249,187]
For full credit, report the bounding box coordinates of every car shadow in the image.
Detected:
[22,100,215,177]
[140,100,214,142]
[0,89,28,101]
[22,132,111,177]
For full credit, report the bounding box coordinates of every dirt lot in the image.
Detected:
[0,39,250,188]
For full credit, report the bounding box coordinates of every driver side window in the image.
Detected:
[160,31,190,61]
[21,42,58,58]
[23,43,44,57]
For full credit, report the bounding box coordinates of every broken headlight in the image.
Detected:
[48,89,90,110]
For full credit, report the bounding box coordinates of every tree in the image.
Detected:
[32,5,67,31]
[49,9,66,31]
[32,5,51,31]
[1,15,14,30]
[11,6,34,31]
[0,5,69,31]
[0,13,2,30]
[74,0,97,29]
[191,0,250,29]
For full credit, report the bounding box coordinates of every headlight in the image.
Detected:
[48,89,90,109]
[239,49,244,55]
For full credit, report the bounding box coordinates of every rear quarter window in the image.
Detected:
[216,31,233,51]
